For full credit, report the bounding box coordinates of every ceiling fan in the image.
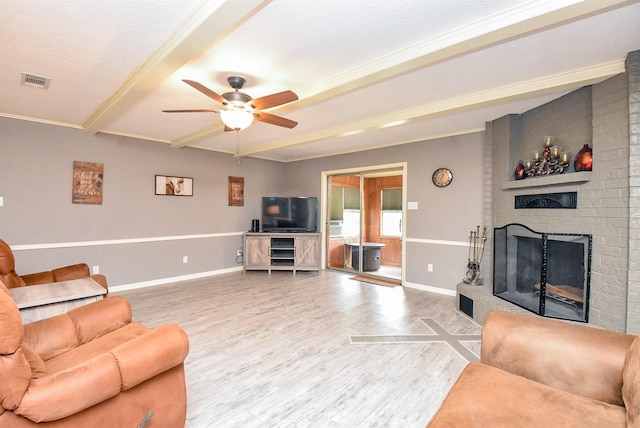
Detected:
[163,76,298,131]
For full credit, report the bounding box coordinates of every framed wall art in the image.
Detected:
[155,175,193,196]
[228,176,244,206]
[72,161,104,205]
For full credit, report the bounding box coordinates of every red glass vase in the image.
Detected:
[514,160,525,180]
[574,144,592,172]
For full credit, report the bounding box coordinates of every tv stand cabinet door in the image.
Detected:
[244,235,270,269]
[295,234,320,270]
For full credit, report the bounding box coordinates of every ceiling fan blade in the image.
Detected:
[182,80,226,104]
[251,90,298,110]
[254,111,298,128]
[162,109,219,113]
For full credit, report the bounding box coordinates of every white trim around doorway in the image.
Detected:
[321,162,408,285]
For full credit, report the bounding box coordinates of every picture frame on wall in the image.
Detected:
[228,176,244,206]
[73,160,104,205]
[155,175,193,196]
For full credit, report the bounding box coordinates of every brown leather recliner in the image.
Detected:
[427,311,639,427]
[0,279,189,427]
[0,239,108,293]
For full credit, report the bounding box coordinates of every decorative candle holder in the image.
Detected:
[521,136,570,178]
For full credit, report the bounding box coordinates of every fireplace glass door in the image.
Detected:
[493,223,592,322]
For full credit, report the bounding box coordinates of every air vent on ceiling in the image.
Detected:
[21,72,50,89]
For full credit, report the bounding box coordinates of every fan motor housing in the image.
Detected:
[222,91,252,104]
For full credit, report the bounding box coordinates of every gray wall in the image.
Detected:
[1,116,485,293]
[0,117,285,286]
[284,133,485,292]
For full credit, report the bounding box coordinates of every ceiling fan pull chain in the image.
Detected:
[235,130,242,165]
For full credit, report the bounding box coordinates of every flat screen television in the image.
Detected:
[262,197,318,232]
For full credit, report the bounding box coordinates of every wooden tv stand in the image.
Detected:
[244,232,320,273]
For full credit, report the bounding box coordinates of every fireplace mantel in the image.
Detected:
[502,171,591,190]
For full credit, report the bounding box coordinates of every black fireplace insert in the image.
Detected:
[493,223,592,322]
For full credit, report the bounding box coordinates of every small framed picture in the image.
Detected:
[73,161,104,205]
[228,176,244,206]
[155,175,193,196]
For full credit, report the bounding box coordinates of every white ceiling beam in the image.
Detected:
[235,60,625,157]
[291,0,634,106]
[169,0,636,150]
[82,0,271,135]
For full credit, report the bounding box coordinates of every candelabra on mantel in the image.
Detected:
[514,136,571,180]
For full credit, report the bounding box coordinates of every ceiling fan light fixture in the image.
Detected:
[220,102,254,130]
[164,78,297,130]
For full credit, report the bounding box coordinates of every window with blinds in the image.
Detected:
[381,188,402,237]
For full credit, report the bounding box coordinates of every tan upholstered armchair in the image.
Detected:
[427,311,639,427]
[0,280,189,427]
[0,239,108,293]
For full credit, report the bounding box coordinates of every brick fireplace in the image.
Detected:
[493,223,592,322]
[458,49,640,333]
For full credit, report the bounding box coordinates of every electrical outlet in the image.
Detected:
[427,264,433,272]
[183,256,188,263]
[237,249,242,257]
[0,197,3,207]
[92,265,100,274]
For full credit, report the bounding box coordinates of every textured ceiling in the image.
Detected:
[1,0,639,162]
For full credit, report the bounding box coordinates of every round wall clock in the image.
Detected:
[432,168,453,187]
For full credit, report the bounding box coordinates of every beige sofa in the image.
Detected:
[427,311,639,427]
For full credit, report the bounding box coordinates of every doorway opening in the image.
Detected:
[322,163,406,283]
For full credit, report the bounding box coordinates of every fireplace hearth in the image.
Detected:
[493,223,592,322]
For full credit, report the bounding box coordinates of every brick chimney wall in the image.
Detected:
[627,50,640,334]
[479,50,638,333]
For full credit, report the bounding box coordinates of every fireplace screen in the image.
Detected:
[493,223,592,322]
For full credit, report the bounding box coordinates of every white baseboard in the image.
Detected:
[404,281,457,296]
[109,268,457,297]
[109,266,244,293]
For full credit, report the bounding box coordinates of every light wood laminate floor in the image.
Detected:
[116,270,481,428]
